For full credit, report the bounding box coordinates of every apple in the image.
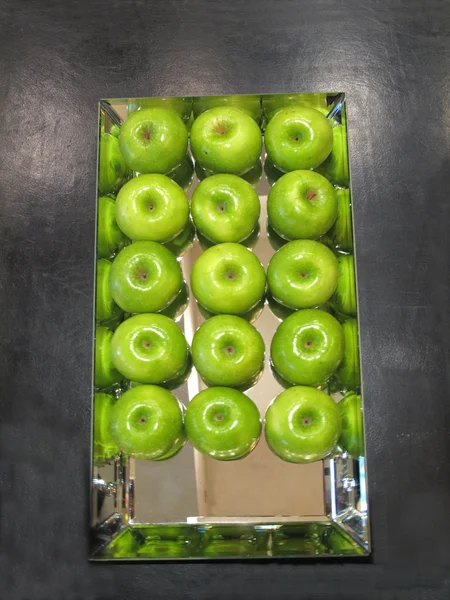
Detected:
[338,392,364,457]
[264,106,333,172]
[94,326,122,389]
[154,414,187,461]
[263,157,284,186]
[262,93,328,122]
[115,174,189,243]
[197,223,260,252]
[316,125,349,187]
[119,107,188,174]
[324,188,353,252]
[109,385,185,460]
[267,240,338,309]
[111,313,189,385]
[93,392,119,464]
[109,124,120,138]
[196,158,262,187]
[267,170,337,240]
[132,96,192,123]
[185,387,261,460]
[163,218,195,257]
[191,243,266,315]
[196,295,265,324]
[335,318,361,390]
[193,94,262,122]
[159,282,190,321]
[97,195,129,259]
[109,241,183,314]
[192,315,265,388]
[98,132,130,195]
[265,386,341,463]
[168,153,194,191]
[190,107,262,176]
[270,309,344,385]
[191,174,260,244]
[96,259,123,323]
[330,254,357,316]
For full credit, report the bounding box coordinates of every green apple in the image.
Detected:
[115,174,189,243]
[132,96,192,123]
[338,392,364,457]
[193,94,262,122]
[330,254,357,316]
[191,243,266,315]
[110,124,120,138]
[96,259,123,322]
[265,106,333,172]
[267,240,338,309]
[168,153,194,191]
[94,326,122,389]
[271,309,344,385]
[323,188,353,252]
[154,416,187,461]
[109,241,183,314]
[262,93,328,122]
[263,157,284,186]
[109,385,185,460]
[191,174,260,244]
[196,158,262,187]
[316,125,349,187]
[192,315,265,388]
[267,170,337,240]
[163,218,195,257]
[265,386,341,463]
[119,108,188,174]
[197,295,265,324]
[197,223,260,252]
[335,318,360,390]
[111,314,189,385]
[185,387,261,460]
[93,392,119,464]
[97,195,129,259]
[98,132,130,195]
[159,282,189,321]
[190,107,262,176]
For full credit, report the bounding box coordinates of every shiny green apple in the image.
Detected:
[195,158,262,187]
[96,259,123,323]
[191,174,260,244]
[93,392,119,464]
[271,309,344,385]
[185,387,261,460]
[193,94,262,122]
[115,174,189,243]
[316,125,349,187]
[190,107,262,176]
[98,132,130,195]
[94,326,122,389]
[97,195,129,259]
[132,96,192,123]
[192,315,265,388]
[262,93,328,122]
[338,391,364,457]
[111,314,189,385]
[109,385,185,460]
[335,318,360,390]
[265,386,341,463]
[267,240,338,309]
[109,241,183,313]
[191,243,266,315]
[268,170,337,240]
[119,107,188,174]
[330,254,357,316]
[265,106,333,172]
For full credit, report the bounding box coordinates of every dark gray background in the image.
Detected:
[1,1,449,599]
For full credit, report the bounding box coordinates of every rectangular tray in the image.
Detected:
[90,92,370,560]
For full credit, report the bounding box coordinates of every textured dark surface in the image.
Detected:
[1,0,450,599]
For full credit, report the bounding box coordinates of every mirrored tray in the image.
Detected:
[90,92,370,560]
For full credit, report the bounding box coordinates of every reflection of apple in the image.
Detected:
[109,241,183,313]
[263,157,284,186]
[265,386,341,463]
[316,125,349,187]
[159,282,190,321]
[94,326,122,389]
[185,387,261,460]
[190,107,262,176]
[325,188,353,252]
[266,293,295,321]
[271,309,344,385]
[192,174,260,244]
[338,392,364,457]
[96,259,123,323]
[335,318,360,390]
[262,93,328,122]
[192,315,264,388]
[163,218,195,257]
[109,124,120,138]
[98,132,130,195]
[153,424,187,460]
[330,254,357,316]
[193,95,262,122]
[267,240,338,309]
[191,243,266,315]
[267,223,287,251]
[93,392,119,464]
[97,195,129,259]
[265,107,333,172]
[197,295,265,324]
[111,314,189,385]
[168,153,194,191]
[268,170,337,240]
[196,158,262,187]
[132,96,192,123]
[115,174,189,243]
[109,385,185,460]
[119,108,188,174]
